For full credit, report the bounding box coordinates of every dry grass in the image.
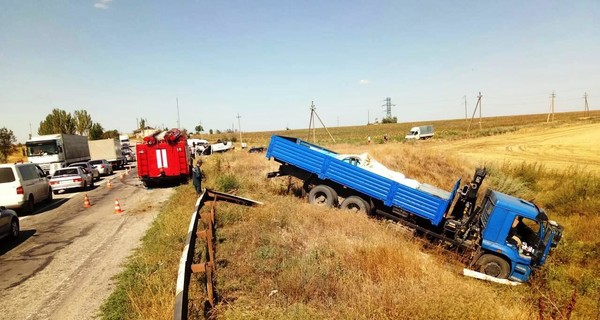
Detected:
[97,112,599,320]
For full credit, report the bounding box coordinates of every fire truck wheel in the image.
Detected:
[340,196,370,214]
[476,254,510,279]
[308,185,338,208]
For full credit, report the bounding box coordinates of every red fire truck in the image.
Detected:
[136,129,191,187]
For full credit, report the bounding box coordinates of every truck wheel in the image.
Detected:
[308,185,338,208]
[476,254,510,279]
[340,196,370,214]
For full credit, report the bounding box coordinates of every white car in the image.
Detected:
[89,159,113,176]
[0,163,53,213]
[49,167,94,194]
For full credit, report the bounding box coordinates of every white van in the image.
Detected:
[0,163,53,213]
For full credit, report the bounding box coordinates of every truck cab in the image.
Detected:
[478,190,563,282]
[405,125,434,140]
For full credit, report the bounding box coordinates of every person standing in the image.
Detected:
[192,159,203,195]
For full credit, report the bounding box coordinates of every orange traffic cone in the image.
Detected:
[114,198,123,214]
[84,194,91,208]
[107,179,112,188]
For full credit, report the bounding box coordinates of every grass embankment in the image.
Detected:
[100,114,599,319]
[100,144,599,319]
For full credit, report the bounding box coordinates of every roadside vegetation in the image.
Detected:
[101,112,599,319]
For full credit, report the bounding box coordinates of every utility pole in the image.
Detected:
[176,98,181,129]
[547,91,555,123]
[236,113,243,147]
[307,101,336,143]
[464,96,468,123]
[29,123,32,139]
[467,92,483,132]
[584,92,590,118]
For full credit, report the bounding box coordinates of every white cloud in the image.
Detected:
[358,79,370,85]
[94,0,113,10]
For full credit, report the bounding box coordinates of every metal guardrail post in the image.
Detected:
[174,189,263,320]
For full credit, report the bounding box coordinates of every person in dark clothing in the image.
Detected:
[192,159,203,195]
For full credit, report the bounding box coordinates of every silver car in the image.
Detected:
[70,162,100,181]
[89,159,113,176]
[49,167,94,194]
[0,206,19,241]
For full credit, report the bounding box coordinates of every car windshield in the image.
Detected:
[54,168,79,176]
[89,160,102,165]
[26,140,60,156]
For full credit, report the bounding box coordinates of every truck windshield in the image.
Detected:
[26,140,59,156]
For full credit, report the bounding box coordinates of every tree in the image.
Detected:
[0,127,17,163]
[139,118,147,130]
[74,110,93,136]
[38,108,76,135]
[382,116,398,124]
[89,122,104,140]
[102,130,120,139]
[209,129,213,135]
[194,124,204,134]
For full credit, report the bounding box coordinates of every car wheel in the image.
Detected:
[89,180,94,189]
[9,218,19,240]
[46,187,53,203]
[22,195,34,214]
[82,182,87,191]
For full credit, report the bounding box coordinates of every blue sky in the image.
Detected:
[1,1,599,142]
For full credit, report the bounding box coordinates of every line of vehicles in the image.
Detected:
[1,134,136,217]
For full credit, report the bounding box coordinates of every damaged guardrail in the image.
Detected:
[174,189,262,320]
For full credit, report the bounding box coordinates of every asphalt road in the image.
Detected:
[0,166,174,320]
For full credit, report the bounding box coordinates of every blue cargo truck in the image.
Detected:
[266,135,563,283]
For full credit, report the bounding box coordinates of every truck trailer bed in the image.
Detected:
[266,136,460,226]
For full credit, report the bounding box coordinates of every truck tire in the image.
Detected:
[308,185,338,208]
[475,254,510,279]
[340,196,370,214]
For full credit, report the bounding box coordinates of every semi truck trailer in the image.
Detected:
[26,134,90,175]
[265,135,563,283]
[88,138,127,169]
